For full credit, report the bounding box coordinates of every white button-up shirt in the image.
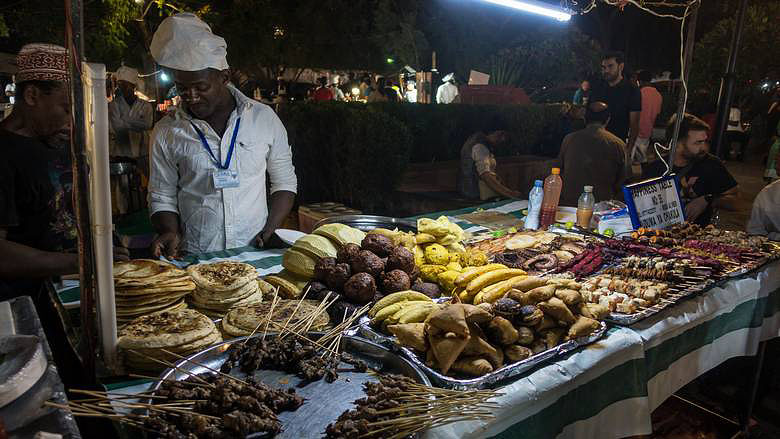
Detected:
[149,85,297,254]
[747,180,780,241]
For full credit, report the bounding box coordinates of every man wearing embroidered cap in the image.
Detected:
[0,44,130,297]
[148,13,297,257]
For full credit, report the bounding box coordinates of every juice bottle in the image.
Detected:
[576,185,595,229]
[539,168,563,229]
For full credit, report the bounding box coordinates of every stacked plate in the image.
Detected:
[113,260,196,325]
[221,300,330,337]
[118,309,221,372]
[186,261,266,318]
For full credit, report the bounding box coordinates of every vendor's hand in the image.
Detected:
[151,232,181,259]
[508,190,523,199]
[685,196,708,222]
[253,229,284,249]
[113,245,130,262]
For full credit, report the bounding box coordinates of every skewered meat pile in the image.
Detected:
[604,256,713,281]
[146,374,304,438]
[325,374,418,438]
[491,237,586,274]
[220,336,367,386]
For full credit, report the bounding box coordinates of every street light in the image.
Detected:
[160,72,170,82]
[480,0,571,21]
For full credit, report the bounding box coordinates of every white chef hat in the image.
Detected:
[150,12,229,72]
[442,73,455,83]
[115,66,139,85]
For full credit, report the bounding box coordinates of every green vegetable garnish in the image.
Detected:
[565,221,574,229]
[604,228,615,237]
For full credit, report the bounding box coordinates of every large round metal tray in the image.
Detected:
[151,334,429,438]
[314,215,417,233]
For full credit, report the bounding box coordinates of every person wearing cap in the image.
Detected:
[457,116,522,200]
[148,13,297,257]
[437,73,459,104]
[557,101,627,206]
[109,66,154,160]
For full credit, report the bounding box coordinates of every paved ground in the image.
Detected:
[717,152,768,232]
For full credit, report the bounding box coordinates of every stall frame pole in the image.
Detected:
[712,0,750,159]
[66,0,98,383]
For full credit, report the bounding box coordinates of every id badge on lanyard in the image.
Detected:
[190,118,242,190]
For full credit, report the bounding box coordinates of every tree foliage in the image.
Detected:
[690,1,780,94]
[484,26,601,91]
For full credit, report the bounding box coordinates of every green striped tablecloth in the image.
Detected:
[52,199,780,439]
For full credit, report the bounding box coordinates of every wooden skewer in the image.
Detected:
[126,349,213,387]
[127,373,209,388]
[159,348,249,387]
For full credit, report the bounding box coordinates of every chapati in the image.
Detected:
[187,261,257,292]
[118,309,215,349]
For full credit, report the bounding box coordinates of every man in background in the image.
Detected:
[109,66,154,163]
[312,76,333,102]
[558,101,626,206]
[643,114,738,226]
[4,75,15,104]
[748,147,780,239]
[437,73,459,104]
[572,80,590,106]
[633,70,662,165]
[457,116,521,200]
[590,51,641,159]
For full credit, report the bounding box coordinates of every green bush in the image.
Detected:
[277,102,562,210]
[278,102,413,211]
[366,102,564,162]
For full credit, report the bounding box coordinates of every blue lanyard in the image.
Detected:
[190,117,241,170]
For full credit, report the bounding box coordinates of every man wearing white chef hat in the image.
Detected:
[109,66,153,164]
[148,13,297,257]
[436,72,459,104]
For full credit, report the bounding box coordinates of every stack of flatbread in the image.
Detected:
[119,309,221,372]
[222,300,330,337]
[186,261,267,318]
[113,260,196,325]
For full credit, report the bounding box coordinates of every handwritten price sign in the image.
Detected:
[622,175,685,230]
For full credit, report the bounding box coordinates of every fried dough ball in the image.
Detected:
[361,234,394,257]
[343,273,377,304]
[380,269,411,293]
[313,257,337,282]
[325,263,352,290]
[351,250,385,277]
[386,246,415,274]
[337,243,361,265]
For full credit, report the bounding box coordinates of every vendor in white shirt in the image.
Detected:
[747,149,780,240]
[148,13,297,257]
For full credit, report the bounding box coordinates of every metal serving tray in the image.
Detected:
[356,317,607,390]
[151,333,429,439]
[314,215,417,233]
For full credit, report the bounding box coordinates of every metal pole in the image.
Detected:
[667,4,699,172]
[742,340,767,435]
[66,0,98,383]
[713,0,749,159]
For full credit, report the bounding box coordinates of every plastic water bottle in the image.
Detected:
[539,168,563,229]
[577,186,595,229]
[524,180,544,230]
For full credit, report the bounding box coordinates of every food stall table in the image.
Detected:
[51,199,780,439]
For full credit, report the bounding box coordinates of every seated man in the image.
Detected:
[558,101,627,206]
[643,114,738,226]
[457,117,521,200]
[747,149,780,240]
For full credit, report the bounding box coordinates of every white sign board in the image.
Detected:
[622,175,685,230]
[468,70,490,85]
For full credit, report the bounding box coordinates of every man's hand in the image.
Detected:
[113,245,130,262]
[151,232,181,259]
[253,229,285,249]
[680,176,699,198]
[685,196,708,222]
